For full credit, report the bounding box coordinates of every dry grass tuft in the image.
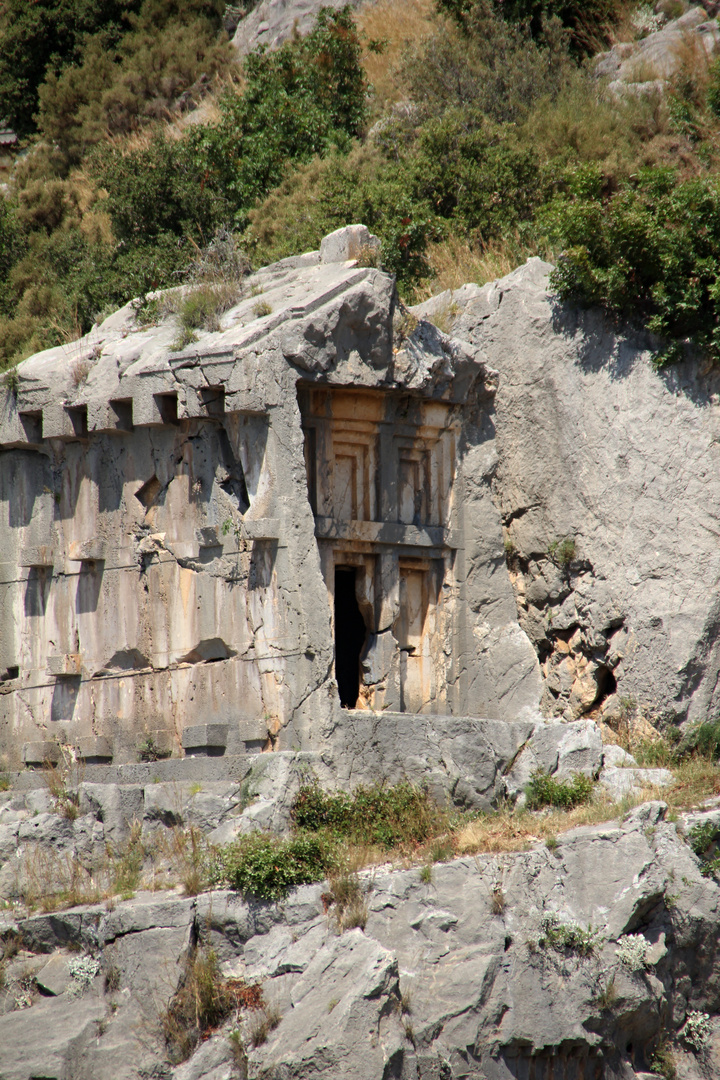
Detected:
[357,0,442,109]
[249,1001,282,1047]
[18,847,102,913]
[326,870,369,932]
[454,793,652,857]
[663,756,720,810]
[162,946,255,1063]
[412,234,535,302]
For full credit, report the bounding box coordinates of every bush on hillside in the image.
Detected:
[90,134,228,244]
[291,780,448,848]
[408,111,550,241]
[437,0,623,57]
[244,145,440,286]
[403,6,573,125]
[542,164,720,364]
[0,0,140,135]
[0,202,27,317]
[218,833,332,900]
[525,770,594,810]
[0,1,226,140]
[245,113,551,286]
[36,2,232,162]
[678,719,720,761]
[191,7,368,224]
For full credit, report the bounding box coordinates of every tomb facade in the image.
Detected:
[0,226,542,769]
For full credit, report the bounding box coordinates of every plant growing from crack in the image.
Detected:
[539,913,599,956]
[548,535,576,569]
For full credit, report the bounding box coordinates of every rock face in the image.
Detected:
[3,797,720,1079]
[0,227,544,771]
[415,258,720,728]
[231,0,366,56]
[594,5,720,96]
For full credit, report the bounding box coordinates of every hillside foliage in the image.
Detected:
[2,0,720,368]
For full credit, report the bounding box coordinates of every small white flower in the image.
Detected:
[68,955,100,996]
[682,1011,711,1053]
[616,934,651,971]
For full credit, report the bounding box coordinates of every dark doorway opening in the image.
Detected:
[334,567,367,708]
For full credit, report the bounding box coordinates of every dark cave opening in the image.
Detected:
[334,567,367,709]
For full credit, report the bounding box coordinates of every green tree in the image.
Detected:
[0,0,139,135]
[191,7,368,225]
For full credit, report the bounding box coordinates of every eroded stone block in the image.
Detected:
[182,724,229,757]
[47,654,82,677]
[22,741,61,766]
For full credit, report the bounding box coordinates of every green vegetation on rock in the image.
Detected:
[291,779,447,848]
[525,770,595,810]
[4,0,720,369]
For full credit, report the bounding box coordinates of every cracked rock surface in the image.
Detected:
[2,798,720,1078]
[415,258,720,728]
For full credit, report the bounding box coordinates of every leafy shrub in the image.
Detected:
[679,719,720,761]
[0,1,228,142]
[548,536,576,568]
[525,770,594,810]
[402,6,574,126]
[688,820,720,856]
[37,4,232,163]
[90,134,228,246]
[0,0,141,136]
[707,59,720,120]
[650,1038,678,1080]
[218,833,331,900]
[244,144,439,287]
[191,7,368,226]
[543,164,720,364]
[291,779,447,849]
[0,201,28,317]
[687,819,720,876]
[631,735,677,769]
[137,734,171,762]
[437,0,623,58]
[407,110,550,243]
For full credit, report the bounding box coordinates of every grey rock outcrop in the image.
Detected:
[231,0,365,56]
[3,799,720,1079]
[595,6,720,95]
[414,258,720,728]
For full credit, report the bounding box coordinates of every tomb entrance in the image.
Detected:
[299,386,462,714]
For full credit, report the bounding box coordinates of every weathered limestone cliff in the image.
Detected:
[417,257,720,731]
[3,783,720,1080]
[3,230,720,1080]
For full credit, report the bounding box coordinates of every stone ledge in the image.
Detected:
[67,539,106,562]
[238,719,269,746]
[19,546,55,568]
[46,654,82,677]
